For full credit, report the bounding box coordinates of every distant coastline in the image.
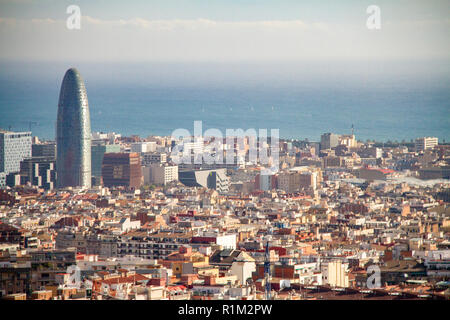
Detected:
[1,62,449,143]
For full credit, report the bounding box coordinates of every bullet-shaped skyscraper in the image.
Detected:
[56,68,91,188]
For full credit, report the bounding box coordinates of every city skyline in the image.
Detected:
[0,1,448,142]
[0,1,449,306]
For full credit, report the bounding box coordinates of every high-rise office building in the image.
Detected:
[8,156,56,190]
[102,152,142,189]
[0,130,32,175]
[320,133,340,150]
[56,68,92,188]
[32,142,56,159]
[91,143,121,185]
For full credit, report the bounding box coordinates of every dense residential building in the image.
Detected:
[118,231,192,260]
[0,223,22,244]
[143,163,178,186]
[0,262,32,297]
[1,130,449,301]
[418,166,450,180]
[278,167,321,193]
[131,141,156,153]
[254,173,277,191]
[415,137,438,152]
[55,232,118,257]
[29,249,77,291]
[320,133,340,150]
[339,134,357,148]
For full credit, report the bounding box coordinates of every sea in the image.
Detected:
[0,60,449,143]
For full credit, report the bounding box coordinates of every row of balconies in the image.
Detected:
[118,243,180,249]
[117,248,175,255]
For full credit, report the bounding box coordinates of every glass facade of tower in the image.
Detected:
[91,144,121,176]
[56,68,91,188]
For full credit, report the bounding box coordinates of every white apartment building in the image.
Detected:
[118,232,191,260]
[230,252,256,285]
[278,167,321,192]
[142,152,167,165]
[322,260,350,288]
[131,141,157,153]
[415,137,438,152]
[143,163,178,185]
[339,134,357,148]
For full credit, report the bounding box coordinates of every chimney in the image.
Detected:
[205,275,216,286]
[179,245,192,255]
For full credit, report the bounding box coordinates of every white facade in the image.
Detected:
[216,234,237,250]
[339,134,357,148]
[424,250,450,277]
[142,152,167,165]
[92,132,121,144]
[230,258,256,285]
[119,217,141,233]
[144,163,178,185]
[415,137,438,151]
[323,261,349,288]
[131,141,157,153]
[0,130,32,174]
[197,232,237,250]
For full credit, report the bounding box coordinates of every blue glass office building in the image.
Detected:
[56,68,91,188]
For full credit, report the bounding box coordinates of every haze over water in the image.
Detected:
[0,60,449,143]
[0,1,448,142]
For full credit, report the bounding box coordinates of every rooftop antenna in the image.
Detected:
[29,121,37,132]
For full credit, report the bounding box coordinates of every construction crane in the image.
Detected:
[264,240,271,300]
[28,121,38,132]
[264,227,273,300]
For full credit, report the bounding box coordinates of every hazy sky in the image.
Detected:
[0,0,449,63]
[0,1,449,142]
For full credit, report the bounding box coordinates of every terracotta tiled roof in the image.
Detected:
[97,274,149,285]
